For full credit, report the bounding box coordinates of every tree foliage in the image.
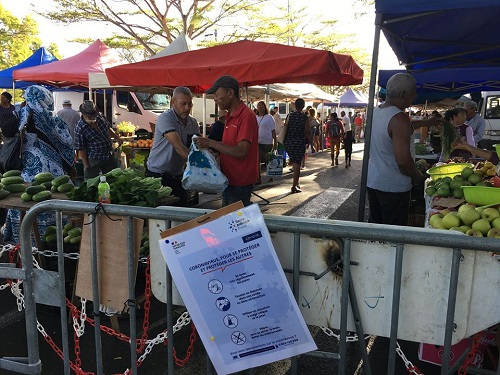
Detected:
[0,5,42,69]
[41,0,266,59]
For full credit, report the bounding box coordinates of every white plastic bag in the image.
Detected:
[266,153,283,176]
[182,136,228,193]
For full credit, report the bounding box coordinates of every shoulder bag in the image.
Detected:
[0,112,24,173]
[277,115,289,144]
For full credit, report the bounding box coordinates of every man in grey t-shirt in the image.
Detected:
[145,86,199,206]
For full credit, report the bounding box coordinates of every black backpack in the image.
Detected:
[329,120,340,137]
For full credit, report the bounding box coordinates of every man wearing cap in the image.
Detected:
[57,99,80,141]
[194,75,258,207]
[74,100,121,179]
[145,86,200,206]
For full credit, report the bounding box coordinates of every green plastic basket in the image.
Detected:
[426,163,474,180]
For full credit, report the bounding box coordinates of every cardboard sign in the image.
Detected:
[159,203,316,374]
[75,214,144,311]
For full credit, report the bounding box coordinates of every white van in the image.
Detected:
[478,91,500,149]
[113,91,169,131]
[54,90,170,133]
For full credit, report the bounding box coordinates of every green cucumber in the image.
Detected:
[0,190,10,200]
[52,175,70,187]
[2,170,22,178]
[64,235,72,244]
[21,192,32,202]
[63,223,73,231]
[4,184,26,193]
[34,172,54,183]
[67,228,82,238]
[69,235,81,244]
[45,233,57,243]
[32,190,52,202]
[57,183,74,193]
[1,176,24,185]
[26,185,46,196]
[45,226,57,236]
[41,181,53,190]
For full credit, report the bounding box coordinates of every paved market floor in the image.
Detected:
[0,141,494,374]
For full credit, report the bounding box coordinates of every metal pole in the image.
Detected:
[358,13,383,222]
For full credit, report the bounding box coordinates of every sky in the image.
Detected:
[1,0,401,69]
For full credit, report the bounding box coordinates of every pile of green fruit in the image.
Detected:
[425,166,490,199]
[428,203,500,237]
[21,173,73,202]
[0,170,28,199]
[43,223,82,245]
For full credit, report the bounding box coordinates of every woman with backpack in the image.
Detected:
[325,112,344,166]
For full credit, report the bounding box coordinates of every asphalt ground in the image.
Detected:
[0,141,497,374]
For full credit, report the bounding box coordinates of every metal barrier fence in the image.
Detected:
[0,199,498,375]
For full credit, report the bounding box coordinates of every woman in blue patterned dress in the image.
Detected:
[283,98,313,193]
[3,85,74,243]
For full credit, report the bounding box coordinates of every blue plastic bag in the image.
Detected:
[182,136,228,193]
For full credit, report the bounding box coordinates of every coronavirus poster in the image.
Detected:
[159,203,316,374]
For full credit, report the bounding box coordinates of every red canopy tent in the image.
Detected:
[105,40,363,92]
[13,40,123,88]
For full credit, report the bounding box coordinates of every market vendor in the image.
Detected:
[145,86,199,207]
[74,100,122,179]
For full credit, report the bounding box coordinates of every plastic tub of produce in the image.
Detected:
[426,163,474,180]
[461,185,500,206]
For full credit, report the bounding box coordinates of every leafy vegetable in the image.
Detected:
[67,168,172,207]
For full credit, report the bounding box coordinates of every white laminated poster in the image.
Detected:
[159,203,317,374]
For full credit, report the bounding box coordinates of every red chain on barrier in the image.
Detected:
[458,331,484,375]
[172,323,197,367]
[137,257,152,353]
[7,245,20,286]
[41,255,197,373]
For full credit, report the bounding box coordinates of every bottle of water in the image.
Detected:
[97,176,111,204]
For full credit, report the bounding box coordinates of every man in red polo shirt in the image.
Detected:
[194,75,258,206]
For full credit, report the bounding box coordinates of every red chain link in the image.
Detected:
[72,308,82,368]
[136,257,152,353]
[407,365,424,374]
[40,328,94,375]
[172,323,197,367]
[7,245,20,286]
[458,331,484,375]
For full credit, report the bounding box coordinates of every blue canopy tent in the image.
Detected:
[0,47,57,89]
[358,3,500,372]
[378,68,500,103]
[339,88,368,108]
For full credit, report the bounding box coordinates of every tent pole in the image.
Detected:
[202,93,207,136]
[357,13,382,224]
